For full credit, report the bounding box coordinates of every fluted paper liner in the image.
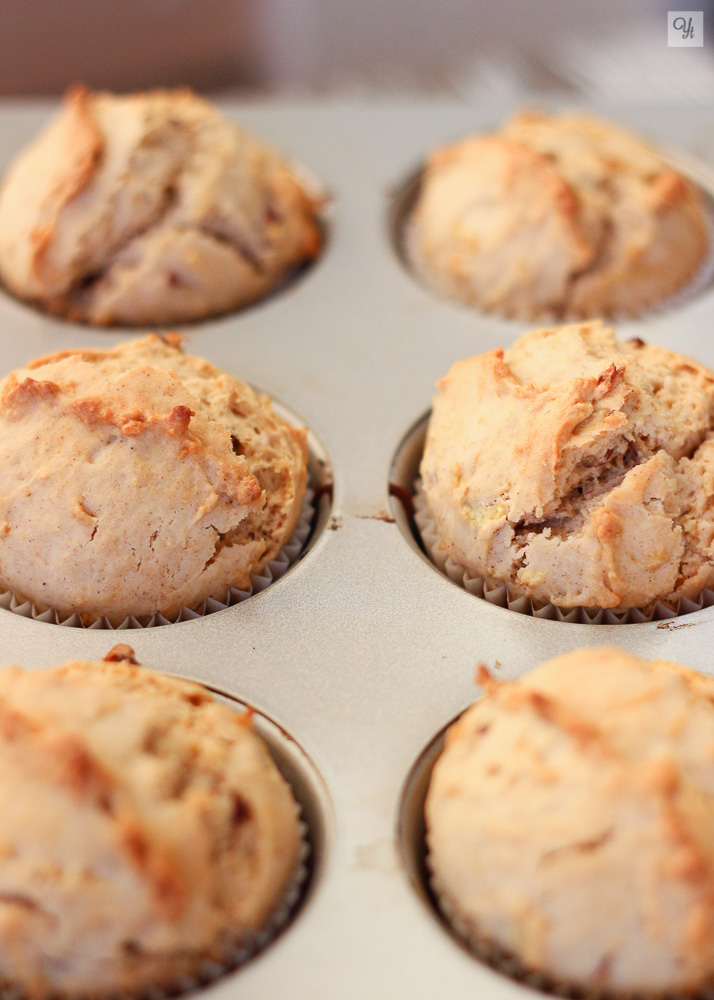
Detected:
[0,490,314,629]
[0,666,313,1000]
[428,864,632,1000]
[413,482,714,624]
[428,857,714,999]
[154,812,311,997]
[0,815,310,1000]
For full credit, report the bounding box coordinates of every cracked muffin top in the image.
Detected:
[0,86,322,325]
[410,109,709,320]
[426,647,714,994]
[420,321,714,611]
[0,646,300,999]
[0,334,307,624]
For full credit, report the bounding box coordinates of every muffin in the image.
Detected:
[0,645,301,998]
[426,647,714,995]
[0,334,308,624]
[410,109,709,319]
[0,86,322,325]
[420,320,714,613]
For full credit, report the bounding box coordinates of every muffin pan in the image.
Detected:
[0,98,713,998]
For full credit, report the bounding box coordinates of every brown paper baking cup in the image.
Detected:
[413,482,714,624]
[0,815,310,1000]
[428,866,556,994]
[427,865,628,1000]
[428,860,714,1000]
[402,187,714,322]
[167,813,310,995]
[0,490,314,629]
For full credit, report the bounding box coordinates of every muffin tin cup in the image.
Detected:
[0,669,320,1000]
[413,483,714,624]
[403,726,629,1000]
[396,149,714,324]
[0,490,315,629]
[147,816,311,999]
[122,677,324,997]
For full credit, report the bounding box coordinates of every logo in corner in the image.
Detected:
[668,10,704,46]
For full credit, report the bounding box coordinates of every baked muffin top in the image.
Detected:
[0,647,300,998]
[426,647,714,994]
[421,321,714,611]
[0,86,322,325]
[0,334,307,624]
[410,110,709,319]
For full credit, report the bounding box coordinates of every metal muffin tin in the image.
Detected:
[0,97,713,999]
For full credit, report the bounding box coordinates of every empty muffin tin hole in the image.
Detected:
[387,148,714,320]
[398,719,610,998]
[388,411,714,625]
[0,396,334,629]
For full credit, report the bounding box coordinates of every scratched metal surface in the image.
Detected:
[0,99,712,999]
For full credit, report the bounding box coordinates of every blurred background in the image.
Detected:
[1,0,713,102]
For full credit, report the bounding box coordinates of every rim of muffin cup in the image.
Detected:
[124,683,331,997]
[387,143,714,323]
[177,685,330,996]
[389,412,714,626]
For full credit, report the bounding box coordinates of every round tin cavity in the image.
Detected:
[389,411,714,625]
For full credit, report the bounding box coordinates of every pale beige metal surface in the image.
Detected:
[0,98,713,999]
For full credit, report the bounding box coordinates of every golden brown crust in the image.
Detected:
[102,643,139,664]
[421,320,714,611]
[29,86,104,288]
[0,334,307,624]
[0,654,300,999]
[427,647,714,994]
[0,87,322,325]
[411,110,709,319]
[1,376,61,410]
